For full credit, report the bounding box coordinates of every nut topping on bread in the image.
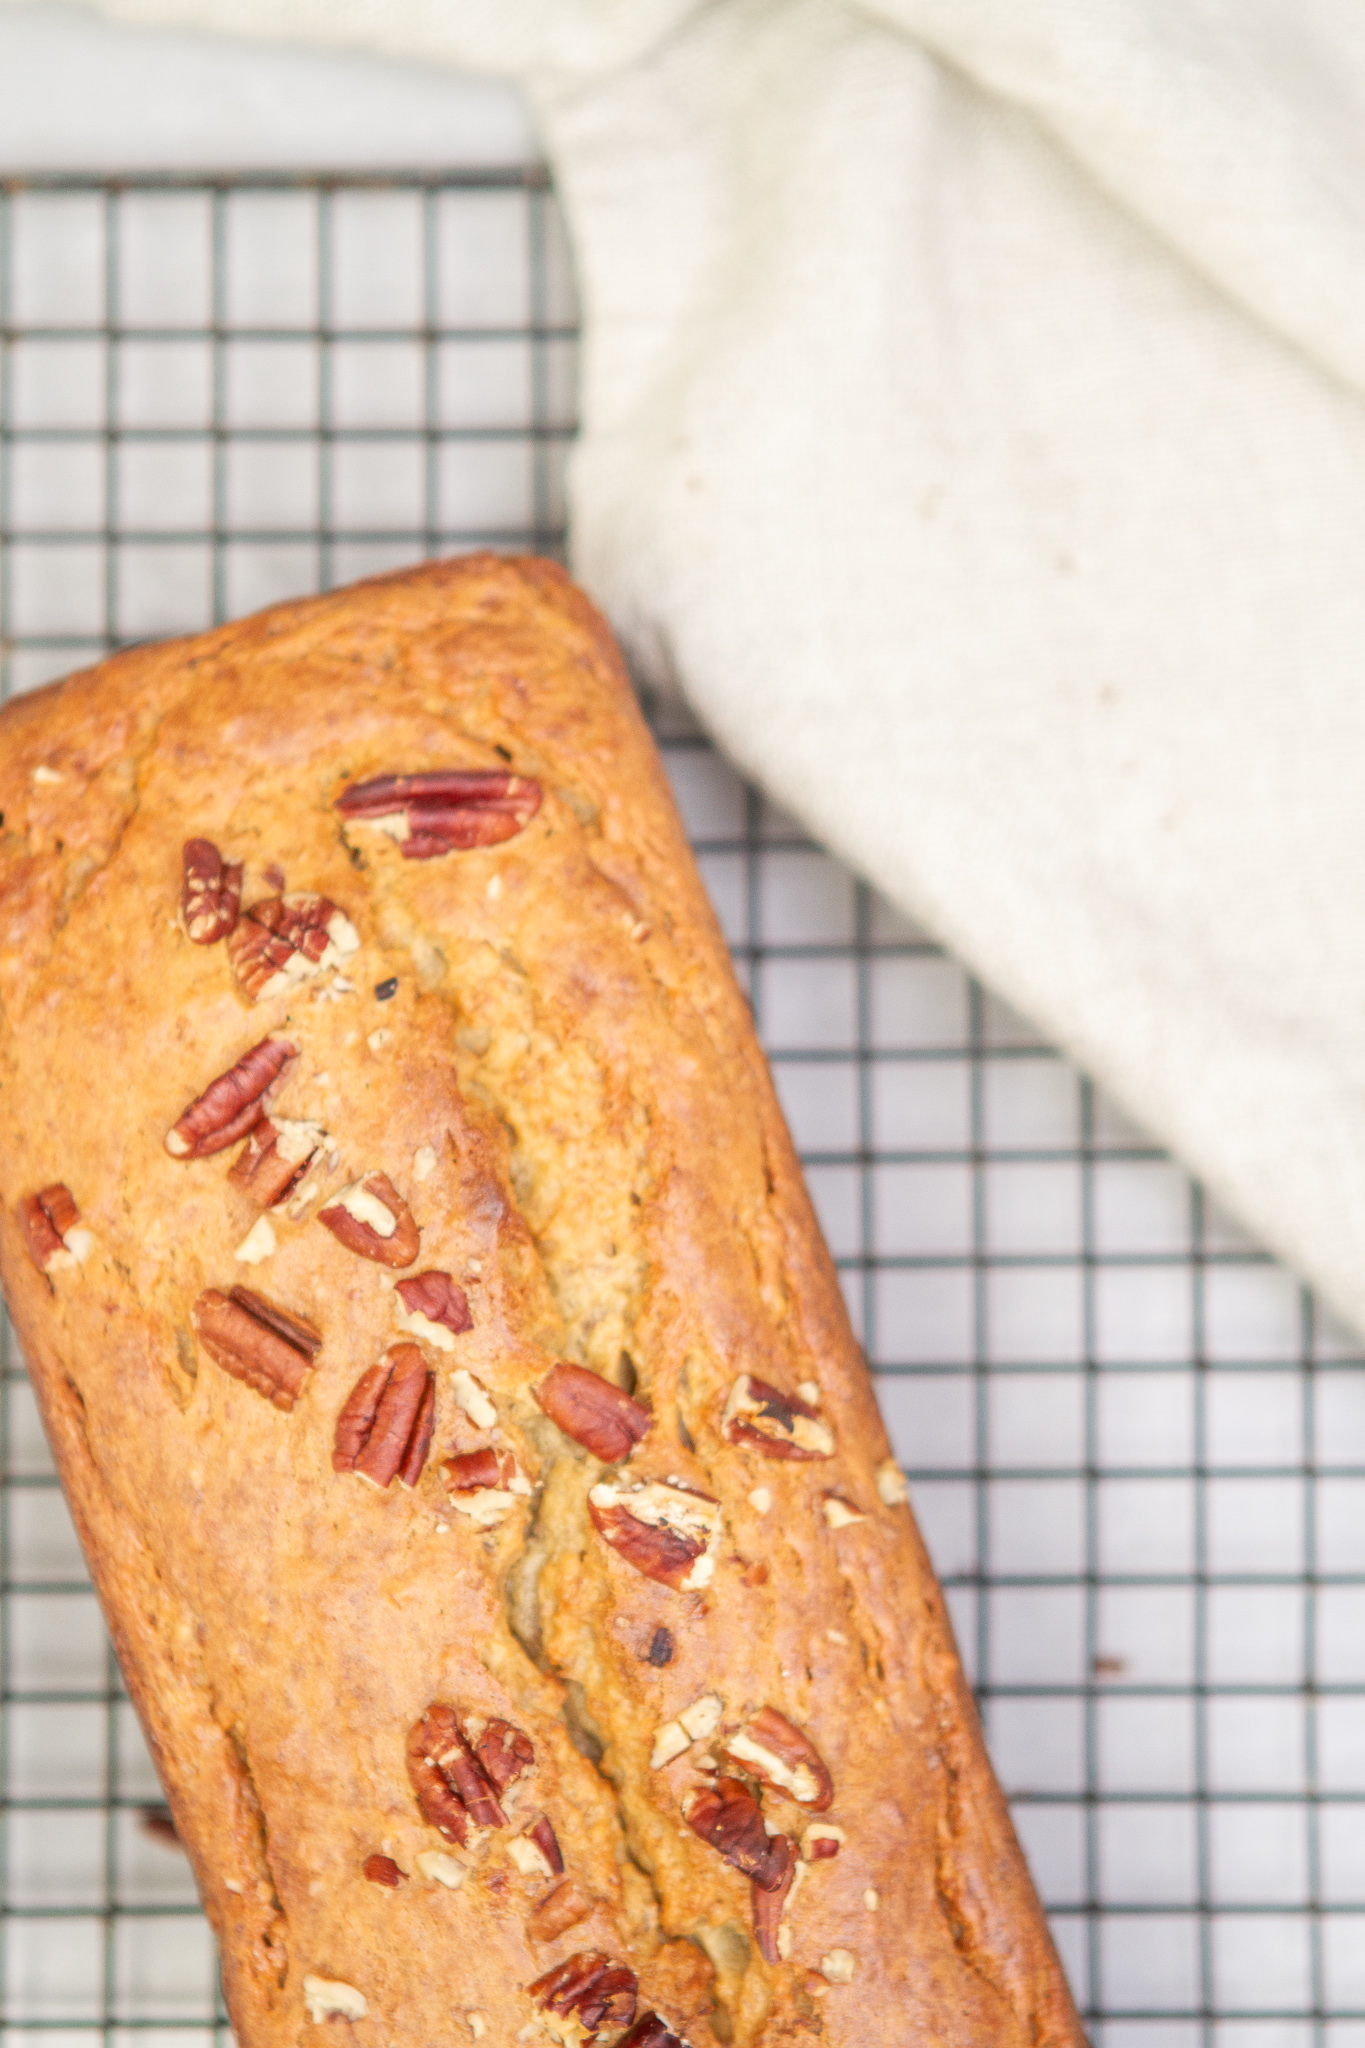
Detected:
[227,892,359,1001]
[165,1038,295,1159]
[333,1346,435,1489]
[528,1951,638,2036]
[527,1876,594,1942]
[19,1184,92,1273]
[619,2016,690,2048]
[683,1778,795,1892]
[722,1706,833,1810]
[228,1117,326,1209]
[394,1269,471,1345]
[407,1704,529,1843]
[536,1361,652,1462]
[587,1478,721,1591]
[318,1172,419,1267]
[363,1854,404,1888]
[335,768,542,856]
[525,1814,565,1876]
[751,1850,798,1963]
[191,1285,321,1409]
[181,839,243,945]
[721,1374,834,1460]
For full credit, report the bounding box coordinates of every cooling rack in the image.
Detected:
[1,169,1363,2047]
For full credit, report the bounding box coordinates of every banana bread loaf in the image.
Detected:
[0,555,1083,2048]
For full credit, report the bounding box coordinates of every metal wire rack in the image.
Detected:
[1,169,1363,2048]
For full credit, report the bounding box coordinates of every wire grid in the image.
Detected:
[1,170,1364,2048]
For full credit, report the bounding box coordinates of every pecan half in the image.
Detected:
[536,1362,652,1463]
[407,1704,515,1844]
[684,1779,794,1891]
[192,1285,320,1409]
[19,1183,92,1273]
[335,769,542,857]
[333,1345,435,1489]
[619,2016,688,2048]
[529,1953,637,2035]
[752,1853,797,1964]
[528,1877,594,1943]
[181,839,242,945]
[588,1479,721,1592]
[228,893,359,1001]
[526,1815,564,1877]
[363,1853,403,1888]
[165,1038,295,1159]
[318,1172,419,1267]
[396,1269,471,1339]
[722,1707,833,1811]
[721,1374,834,1460]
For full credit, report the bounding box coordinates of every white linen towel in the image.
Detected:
[18,0,1365,1340]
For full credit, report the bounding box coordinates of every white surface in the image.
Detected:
[21,0,1365,1365]
[0,162,1362,2038]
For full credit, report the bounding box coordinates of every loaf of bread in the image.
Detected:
[0,556,1081,2048]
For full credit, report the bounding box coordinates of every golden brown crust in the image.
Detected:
[0,555,1083,2048]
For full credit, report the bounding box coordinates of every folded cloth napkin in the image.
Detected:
[29,0,1365,1339]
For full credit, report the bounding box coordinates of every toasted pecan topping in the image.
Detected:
[536,1362,652,1463]
[526,1814,564,1876]
[527,1876,595,1943]
[752,1852,797,1964]
[181,839,243,945]
[619,2016,689,2048]
[335,769,542,857]
[363,1853,403,1888]
[165,1038,295,1160]
[318,1172,420,1267]
[229,1117,326,1209]
[588,1478,721,1592]
[19,1184,91,1273]
[529,1951,637,2033]
[684,1778,794,1891]
[723,1706,833,1811]
[407,1704,529,1844]
[334,1345,435,1489]
[192,1286,320,1410]
[396,1269,471,1337]
[227,892,359,1002]
[722,1374,834,1461]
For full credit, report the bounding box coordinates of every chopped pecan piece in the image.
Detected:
[318,1172,419,1267]
[619,2016,688,2048]
[442,1449,529,1527]
[722,1374,834,1460]
[165,1038,295,1159]
[335,769,542,857]
[334,1345,435,1489]
[228,892,359,1001]
[722,1707,833,1811]
[752,1852,797,1964]
[536,1362,652,1463]
[192,1285,320,1409]
[19,1183,92,1273]
[229,1117,326,1209]
[526,1815,564,1876]
[407,1704,514,1844]
[529,1952,637,2034]
[684,1779,794,1891]
[181,838,242,945]
[527,1877,594,1943]
[363,1853,403,1888]
[588,1478,721,1592]
[821,1492,865,1529]
[470,1717,534,1795]
[801,1823,844,1861]
[396,1269,471,1340]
